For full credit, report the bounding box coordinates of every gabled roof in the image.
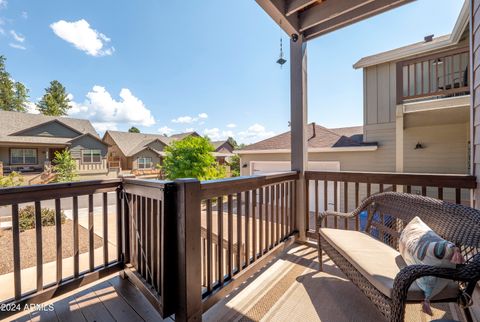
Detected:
[105,130,198,157]
[211,140,234,151]
[68,133,110,147]
[0,110,99,137]
[353,0,469,69]
[237,123,376,153]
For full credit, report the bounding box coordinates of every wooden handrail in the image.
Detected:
[0,179,122,206]
[305,171,476,189]
[200,171,299,200]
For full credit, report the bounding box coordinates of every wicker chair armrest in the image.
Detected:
[391,255,480,310]
[317,211,355,230]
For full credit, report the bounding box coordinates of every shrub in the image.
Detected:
[0,171,24,187]
[18,206,66,232]
[163,136,226,180]
[53,149,78,182]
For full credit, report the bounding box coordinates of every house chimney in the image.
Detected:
[424,34,434,42]
[310,122,316,140]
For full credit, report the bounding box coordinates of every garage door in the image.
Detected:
[250,161,340,211]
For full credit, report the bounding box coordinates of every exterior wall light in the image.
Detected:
[414,142,424,150]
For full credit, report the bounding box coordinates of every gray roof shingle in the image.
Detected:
[0,110,100,145]
[239,123,374,151]
[105,130,198,157]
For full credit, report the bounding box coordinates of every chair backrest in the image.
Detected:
[361,192,480,262]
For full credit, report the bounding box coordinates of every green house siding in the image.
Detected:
[69,136,108,160]
[16,121,81,138]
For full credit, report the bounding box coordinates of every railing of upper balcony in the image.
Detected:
[304,171,477,239]
[396,46,470,103]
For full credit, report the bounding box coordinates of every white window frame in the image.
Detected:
[138,157,152,169]
[82,149,102,164]
[10,148,37,165]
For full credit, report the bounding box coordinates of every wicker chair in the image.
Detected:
[316,192,480,322]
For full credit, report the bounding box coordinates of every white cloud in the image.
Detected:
[238,123,274,143]
[226,123,236,128]
[0,0,7,9]
[68,86,155,130]
[158,126,175,136]
[185,127,195,132]
[203,128,234,141]
[21,11,28,19]
[50,19,114,57]
[172,116,196,124]
[92,122,118,132]
[9,43,25,50]
[25,102,39,114]
[10,30,25,42]
[171,112,208,124]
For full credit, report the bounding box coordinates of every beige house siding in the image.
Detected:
[473,0,480,208]
[404,122,469,174]
[364,62,397,126]
[103,132,128,169]
[239,149,391,177]
[131,149,161,170]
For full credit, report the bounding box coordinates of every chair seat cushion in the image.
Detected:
[319,228,459,301]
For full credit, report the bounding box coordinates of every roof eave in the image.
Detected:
[353,0,470,69]
[236,145,378,154]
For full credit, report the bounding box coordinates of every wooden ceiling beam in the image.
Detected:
[285,0,320,17]
[299,0,375,32]
[255,0,300,36]
[303,0,415,41]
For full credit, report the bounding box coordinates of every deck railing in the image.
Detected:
[396,46,470,103]
[0,170,476,321]
[198,172,298,312]
[0,179,124,318]
[305,170,477,238]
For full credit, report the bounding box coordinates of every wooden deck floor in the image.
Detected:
[8,275,169,322]
[5,242,479,322]
[204,242,475,322]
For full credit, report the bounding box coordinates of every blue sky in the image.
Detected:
[0,0,464,143]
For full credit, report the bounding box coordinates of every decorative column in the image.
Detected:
[290,35,308,240]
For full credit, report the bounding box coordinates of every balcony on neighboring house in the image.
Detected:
[397,47,470,104]
[1,1,480,322]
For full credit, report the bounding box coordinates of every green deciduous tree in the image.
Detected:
[53,149,78,182]
[128,126,140,133]
[229,154,240,177]
[163,136,226,180]
[37,80,71,116]
[0,55,29,112]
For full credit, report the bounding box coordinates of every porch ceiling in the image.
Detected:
[255,0,415,41]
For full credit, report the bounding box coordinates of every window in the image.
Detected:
[82,150,102,163]
[138,157,152,169]
[10,148,37,165]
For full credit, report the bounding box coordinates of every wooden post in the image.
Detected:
[0,161,3,176]
[174,179,202,321]
[290,35,308,240]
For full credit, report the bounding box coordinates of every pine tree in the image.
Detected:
[37,80,71,116]
[0,55,29,112]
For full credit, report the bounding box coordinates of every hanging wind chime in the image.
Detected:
[276,38,287,68]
